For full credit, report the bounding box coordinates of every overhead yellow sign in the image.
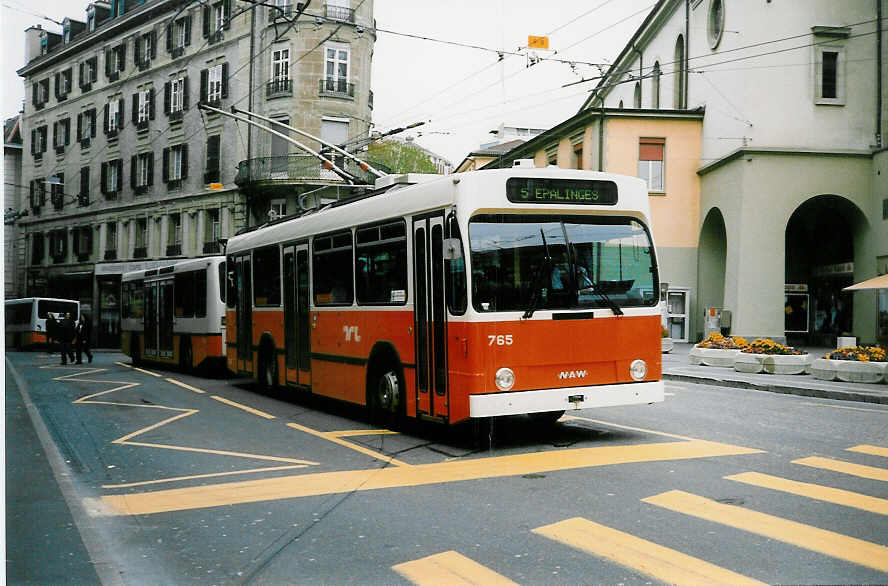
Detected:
[528,35,549,49]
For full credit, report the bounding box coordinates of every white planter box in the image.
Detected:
[689,347,741,367]
[661,337,674,353]
[811,358,887,383]
[734,352,813,375]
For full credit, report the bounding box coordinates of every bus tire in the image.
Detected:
[180,336,193,371]
[258,341,278,391]
[369,363,403,429]
[528,410,565,426]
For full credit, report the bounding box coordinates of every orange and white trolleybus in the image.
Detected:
[5,297,81,349]
[225,165,664,425]
[122,256,226,370]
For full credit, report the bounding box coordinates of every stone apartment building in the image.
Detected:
[16,0,375,347]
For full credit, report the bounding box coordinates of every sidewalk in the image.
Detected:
[662,343,888,405]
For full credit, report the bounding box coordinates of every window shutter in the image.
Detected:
[150,31,157,57]
[202,5,210,38]
[200,69,208,103]
[40,127,47,152]
[100,162,107,194]
[117,159,124,191]
[53,121,59,147]
[221,62,229,98]
[184,14,192,46]
[224,0,231,29]
[183,77,190,109]
[32,83,38,106]
[131,155,137,188]
[54,73,60,99]
[90,109,97,137]
[164,81,171,115]
[181,144,189,179]
[207,135,220,181]
[162,147,170,182]
[639,137,665,161]
[105,48,112,78]
[149,88,155,120]
[80,167,89,199]
[118,97,125,129]
[77,112,82,139]
[103,103,109,134]
[64,119,70,144]
[134,37,141,66]
[132,93,138,124]
[147,153,155,186]
[118,42,126,71]
[166,23,173,53]
[30,130,35,154]
[90,57,98,82]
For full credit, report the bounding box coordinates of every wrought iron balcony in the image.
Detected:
[266,78,292,98]
[325,3,354,22]
[319,78,354,98]
[235,154,384,190]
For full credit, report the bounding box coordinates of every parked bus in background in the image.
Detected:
[225,165,664,426]
[121,256,226,371]
[5,297,81,349]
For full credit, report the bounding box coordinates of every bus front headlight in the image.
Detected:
[629,359,647,381]
[495,367,515,391]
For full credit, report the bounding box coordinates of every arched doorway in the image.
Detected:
[697,207,727,339]
[785,195,865,346]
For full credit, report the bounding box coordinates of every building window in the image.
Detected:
[31,233,45,264]
[638,137,665,193]
[323,43,350,94]
[165,76,189,118]
[134,218,148,258]
[135,31,156,68]
[106,97,124,135]
[633,82,641,108]
[651,61,661,108]
[105,222,118,259]
[815,46,844,105]
[200,63,229,105]
[79,57,98,89]
[269,199,287,220]
[573,143,583,170]
[55,69,73,100]
[134,88,154,125]
[167,213,182,255]
[31,125,48,159]
[73,227,93,261]
[50,173,65,210]
[673,35,685,109]
[132,152,154,192]
[268,48,291,96]
[167,15,191,56]
[79,167,90,206]
[101,159,123,196]
[33,79,50,109]
[105,44,125,80]
[163,144,189,186]
[325,0,353,23]
[209,64,223,102]
[203,209,221,253]
[205,135,221,183]
[77,108,97,144]
[53,118,71,151]
[707,0,724,49]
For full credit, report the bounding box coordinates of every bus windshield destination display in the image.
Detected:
[506,178,618,205]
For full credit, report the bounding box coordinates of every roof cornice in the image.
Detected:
[697,146,874,175]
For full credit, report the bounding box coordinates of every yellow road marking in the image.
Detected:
[533,518,765,586]
[102,465,310,489]
[793,456,888,482]
[330,429,400,438]
[848,444,888,458]
[393,551,518,586]
[113,410,197,443]
[118,441,317,465]
[133,366,162,377]
[101,439,762,516]
[725,471,888,515]
[211,395,275,419]
[287,422,409,467]
[643,490,888,573]
[561,415,697,441]
[166,378,206,394]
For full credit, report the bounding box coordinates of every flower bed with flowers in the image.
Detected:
[689,333,747,367]
[811,346,888,383]
[734,339,812,374]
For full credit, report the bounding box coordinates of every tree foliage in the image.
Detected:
[366,139,439,174]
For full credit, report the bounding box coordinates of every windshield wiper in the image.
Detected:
[522,228,551,319]
[590,284,624,316]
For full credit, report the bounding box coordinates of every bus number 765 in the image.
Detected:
[488,334,513,346]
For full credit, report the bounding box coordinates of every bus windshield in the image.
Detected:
[469,214,657,313]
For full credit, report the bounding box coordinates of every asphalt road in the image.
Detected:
[6,350,888,585]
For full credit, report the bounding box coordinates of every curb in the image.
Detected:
[663,373,888,405]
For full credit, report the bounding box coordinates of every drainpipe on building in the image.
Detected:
[877,0,883,148]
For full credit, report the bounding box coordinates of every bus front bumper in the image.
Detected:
[469,381,665,418]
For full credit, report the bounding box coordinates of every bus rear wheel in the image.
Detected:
[258,345,278,391]
[369,366,403,429]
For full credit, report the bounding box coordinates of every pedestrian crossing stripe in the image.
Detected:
[793,456,888,482]
[533,518,766,585]
[725,471,888,515]
[848,444,888,458]
[642,490,888,573]
[393,551,518,586]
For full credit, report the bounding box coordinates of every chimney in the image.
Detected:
[24,25,43,64]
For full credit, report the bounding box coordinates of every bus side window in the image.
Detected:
[313,231,354,306]
[355,220,407,305]
[253,245,281,307]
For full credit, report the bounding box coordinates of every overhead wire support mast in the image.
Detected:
[196,103,367,184]
[230,105,386,178]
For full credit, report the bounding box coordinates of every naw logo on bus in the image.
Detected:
[558,370,587,380]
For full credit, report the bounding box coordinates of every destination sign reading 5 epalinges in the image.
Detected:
[506,178,618,205]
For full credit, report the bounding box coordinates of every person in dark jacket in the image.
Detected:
[60,313,76,365]
[75,314,93,364]
[46,313,59,354]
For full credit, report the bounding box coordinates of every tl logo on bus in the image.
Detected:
[343,325,361,342]
[558,370,587,380]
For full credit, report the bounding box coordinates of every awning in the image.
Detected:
[843,274,888,290]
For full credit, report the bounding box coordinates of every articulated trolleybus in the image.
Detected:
[5,297,81,349]
[226,165,664,425]
[122,256,226,370]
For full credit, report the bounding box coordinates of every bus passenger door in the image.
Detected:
[235,255,253,373]
[283,244,311,387]
[158,279,175,358]
[144,281,158,357]
[413,215,449,420]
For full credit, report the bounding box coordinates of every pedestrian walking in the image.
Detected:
[46,313,59,354]
[60,312,76,365]
[75,314,93,364]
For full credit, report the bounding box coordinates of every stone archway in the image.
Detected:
[697,207,727,339]
[785,195,868,346]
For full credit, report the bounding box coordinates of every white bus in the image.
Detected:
[121,256,226,371]
[5,297,81,349]
[225,166,664,426]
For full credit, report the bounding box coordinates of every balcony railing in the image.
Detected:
[203,241,221,254]
[325,4,354,22]
[319,78,354,98]
[235,154,385,188]
[266,78,292,98]
[133,247,148,258]
[166,244,182,256]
